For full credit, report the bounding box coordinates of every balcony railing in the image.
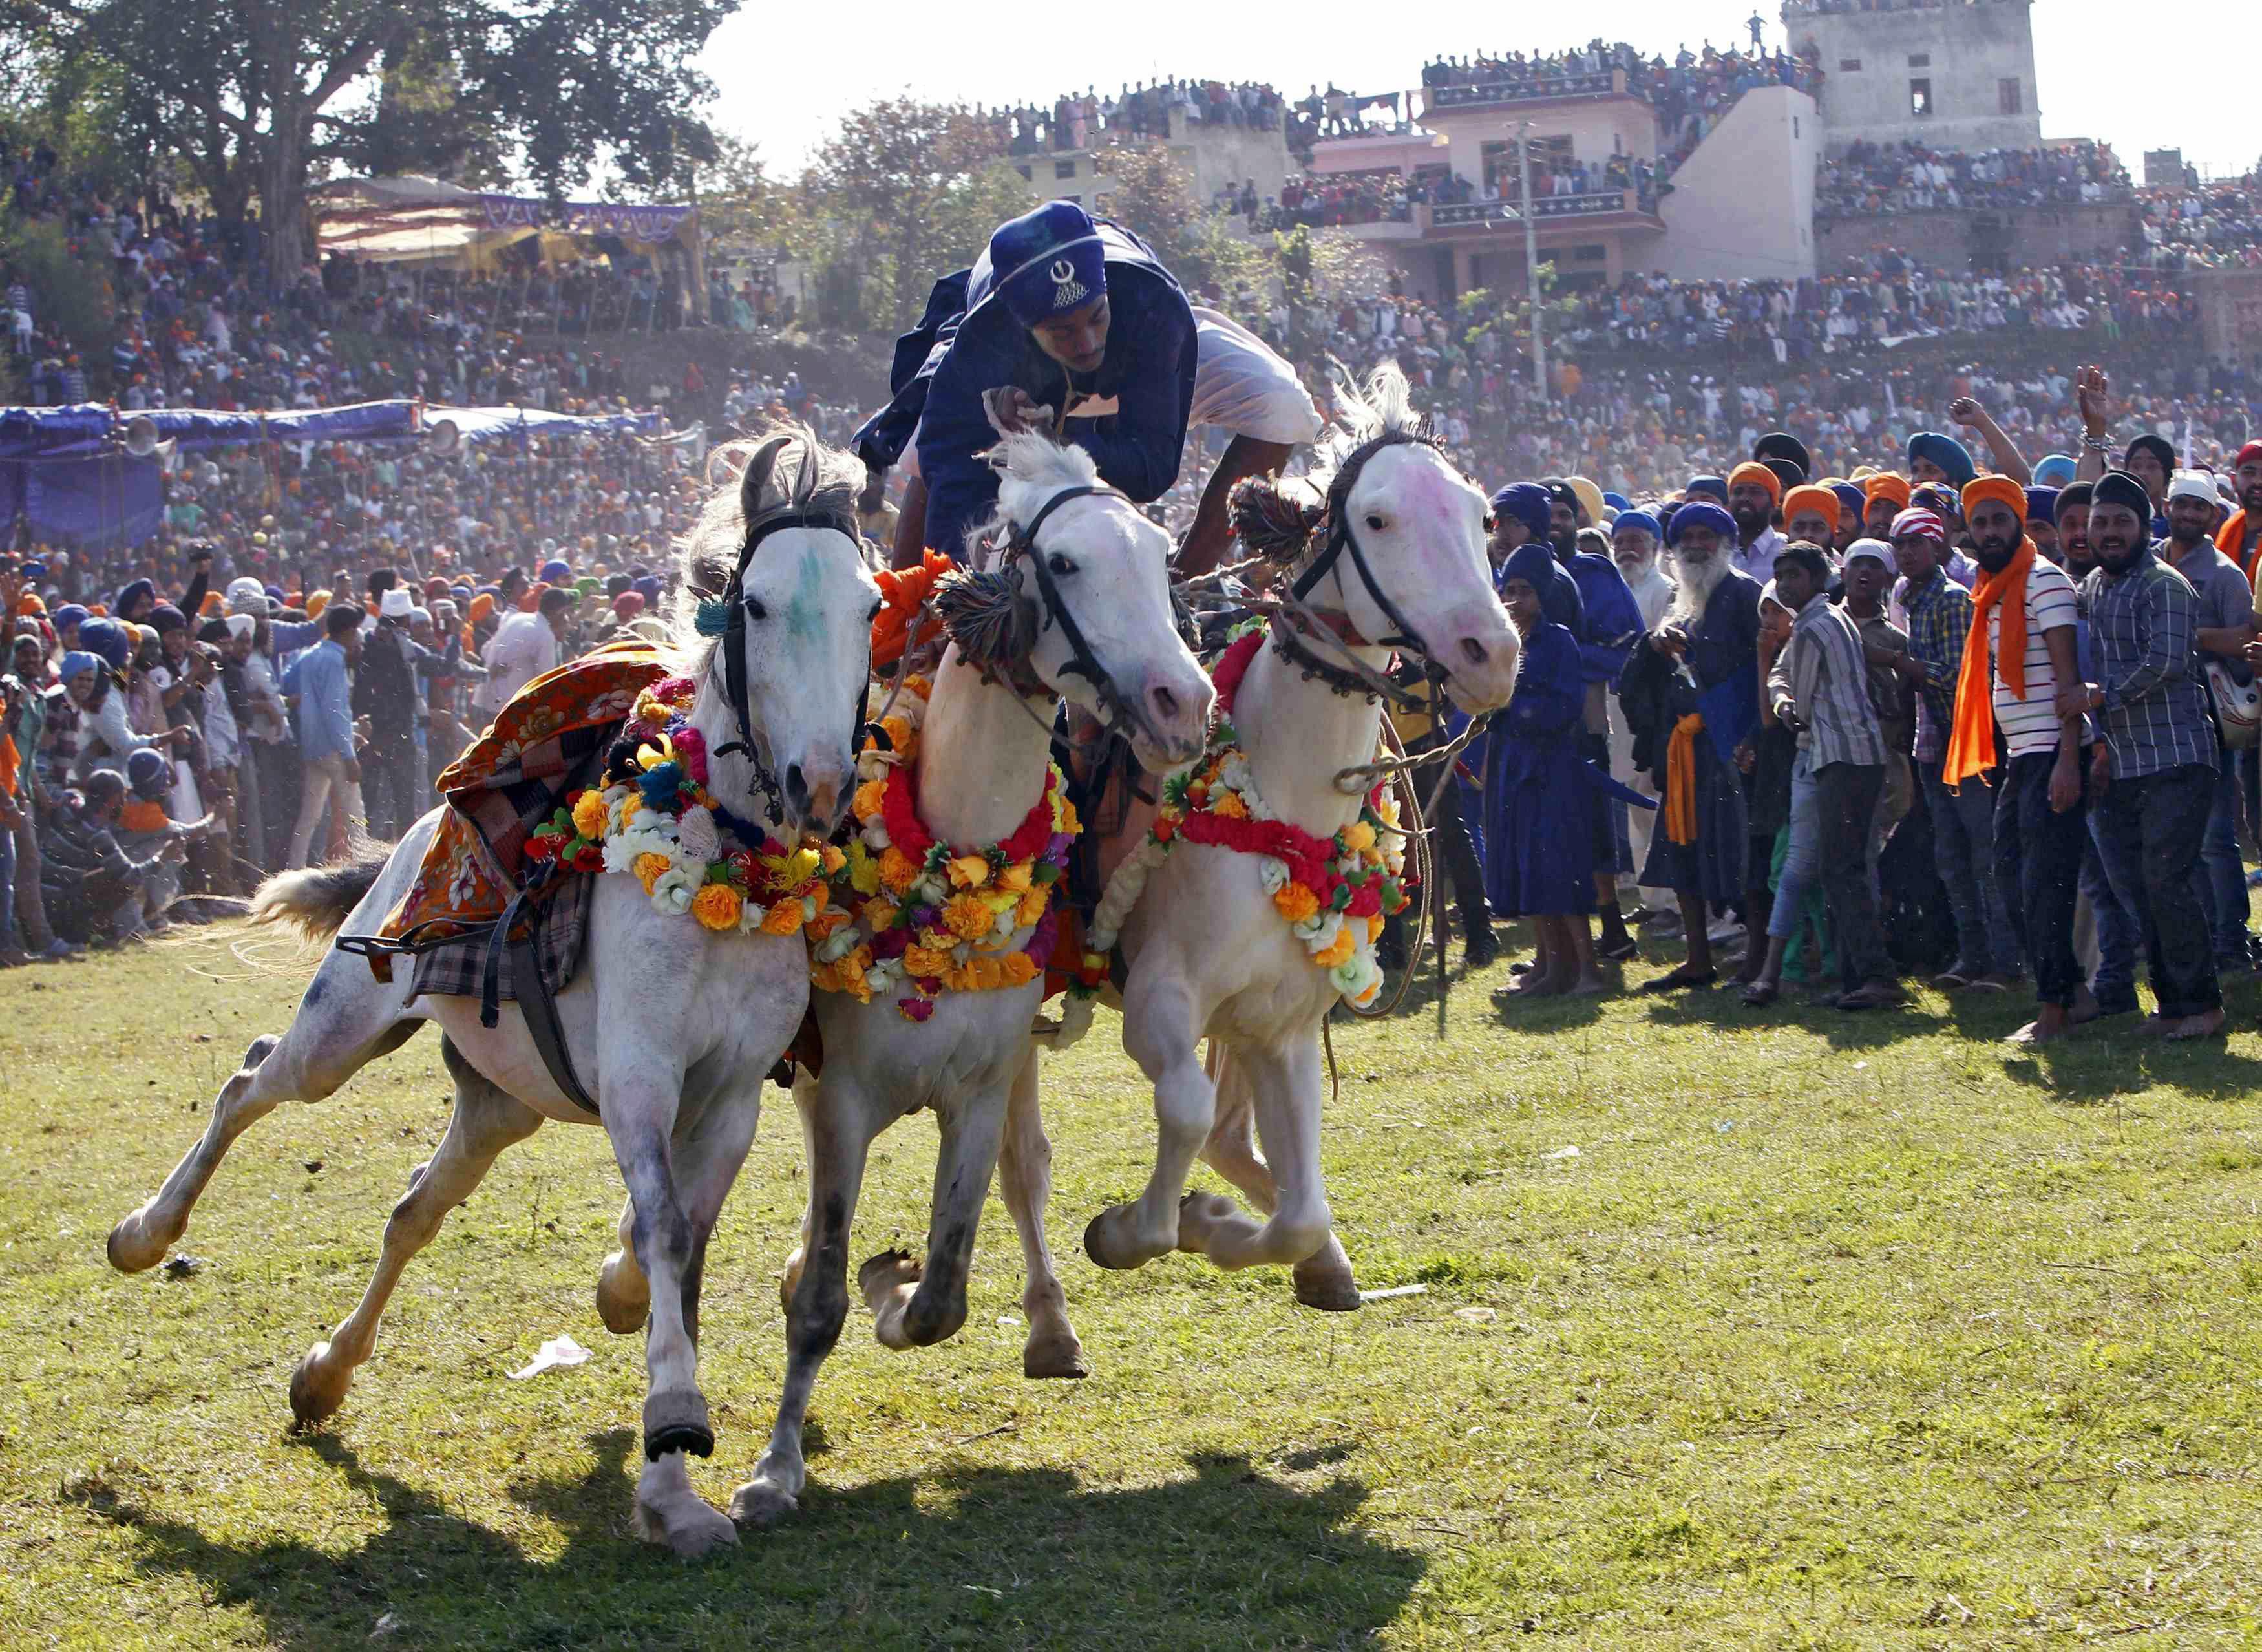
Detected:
[1425,69,1638,113]
[1430,189,1656,228]
[1431,200,1523,228]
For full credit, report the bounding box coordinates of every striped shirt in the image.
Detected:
[1768,593,1887,770]
[1986,556,2079,759]
[2082,550,2217,780]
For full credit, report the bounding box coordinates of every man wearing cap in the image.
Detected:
[1724,462,1784,584]
[2060,471,2223,1040]
[1889,507,2019,989]
[1945,475,2090,1043]
[858,200,1317,575]
[2157,469,2256,973]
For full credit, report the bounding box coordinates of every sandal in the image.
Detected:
[1636,966,1717,995]
[1740,980,1779,1007]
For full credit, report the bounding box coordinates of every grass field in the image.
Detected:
[3,924,2260,1648]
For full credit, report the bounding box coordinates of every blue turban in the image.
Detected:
[1602,490,1632,514]
[2033,452,2077,487]
[1906,431,1976,489]
[632,575,663,603]
[264,584,287,606]
[1500,542,1581,631]
[115,577,155,617]
[20,558,44,580]
[1612,509,1662,542]
[127,747,169,798]
[1830,482,1866,524]
[538,557,571,583]
[58,650,99,683]
[1684,475,1729,505]
[79,617,131,670]
[1489,482,1554,545]
[2023,487,2060,526]
[53,603,87,631]
[987,200,1108,328]
[1665,500,1738,547]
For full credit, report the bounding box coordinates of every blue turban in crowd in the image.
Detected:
[988,200,1108,329]
[79,617,131,670]
[19,559,43,580]
[1500,542,1582,631]
[2033,452,2077,487]
[632,574,663,604]
[1665,500,1738,547]
[1830,482,1866,524]
[1602,490,1632,514]
[538,557,571,583]
[1684,475,1728,505]
[53,603,87,632]
[1490,482,1554,545]
[148,602,187,635]
[2024,487,2060,526]
[1906,431,1977,489]
[127,748,170,798]
[114,577,155,617]
[1612,509,1662,542]
[58,650,99,683]
[264,583,287,607]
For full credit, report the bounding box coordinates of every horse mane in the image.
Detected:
[966,430,1105,566]
[1304,362,1432,500]
[667,423,866,658]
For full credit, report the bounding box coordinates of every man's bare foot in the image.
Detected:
[1568,971,1609,997]
[2006,1002,2073,1045]
[2164,1007,2226,1041]
[2065,987,2104,1025]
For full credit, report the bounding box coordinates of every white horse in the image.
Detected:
[103,429,881,1558]
[1056,366,1518,1300]
[610,432,1214,1526]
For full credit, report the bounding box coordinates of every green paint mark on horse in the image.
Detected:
[787,544,826,643]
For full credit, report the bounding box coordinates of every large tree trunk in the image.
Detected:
[260,115,312,295]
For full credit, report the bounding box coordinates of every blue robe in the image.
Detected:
[851,220,1198,559]
[1482,620,1601,918]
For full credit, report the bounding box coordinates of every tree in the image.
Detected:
[15,0,733,287]
[798,97,1026,335]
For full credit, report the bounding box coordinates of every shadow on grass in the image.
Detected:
[73,1430,1426,1649]
[1998,1030,2262,1104]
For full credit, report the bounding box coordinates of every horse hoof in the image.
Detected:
[1022,1331,1090,1381]
[642,1389,713,1461]
[631,1492,740,1558]
[1083,1208,1167,1271]
[106,1210,172,1274]
[594,1251,649,1336]
[289,1344,350,1426]
[1293,1269,1364,1313]
[728,1477,801,1528]
[857,1248,920,1298]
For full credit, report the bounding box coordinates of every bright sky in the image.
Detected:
[699,0,2254,180]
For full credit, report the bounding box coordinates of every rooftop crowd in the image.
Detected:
[1815,140,2133,218]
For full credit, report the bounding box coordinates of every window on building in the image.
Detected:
[1998,76,2023,114]
[1909,78,1932,117]
[1838,58,1861,72]
[1054,160,1076,180]
[1907,52,1930,67]
[1571,244,1607,262]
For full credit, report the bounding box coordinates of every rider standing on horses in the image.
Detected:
[856,199,1318,577]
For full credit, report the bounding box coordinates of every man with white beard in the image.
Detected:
[1609,510,1676,911]
[1622,500,1762,991]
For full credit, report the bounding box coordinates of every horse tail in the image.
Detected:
[247,854,390,941]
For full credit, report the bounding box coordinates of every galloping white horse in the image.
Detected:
[717,432,1210,1524]
[103,429,880,1557]
[1058,366,1518,1300]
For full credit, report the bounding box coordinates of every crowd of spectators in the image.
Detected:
[2140,179,2262,269]
[1815,140,2132,218]
[975,80,1298,158]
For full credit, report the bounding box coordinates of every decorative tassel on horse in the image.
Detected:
[933,565,1033,675]
[1227,475,1327,565]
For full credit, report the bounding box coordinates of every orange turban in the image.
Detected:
[1728,461,1781,504]
[306,589,331,618]
[200,591,224,617]
[1961,473,2027,524]
[468,593,496,624]
[520,582,545,613]
[1863,474,1912,509]
[1781,485,1840,532]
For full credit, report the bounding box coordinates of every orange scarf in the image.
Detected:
[2218,509,2257,586]
[120,798,170,834]
[1664,714,1705,845]
[1941,537,2035,789]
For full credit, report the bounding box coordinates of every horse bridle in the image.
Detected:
[708,508,868,820]
[992,481,1150,740]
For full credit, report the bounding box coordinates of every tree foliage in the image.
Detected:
[11,0,733,284]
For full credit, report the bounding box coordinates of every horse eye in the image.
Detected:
[866,600,883,623]
[1366,513,1386,531]
[745,598,768,622]
[1047,553,1076,575]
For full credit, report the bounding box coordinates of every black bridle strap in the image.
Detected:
[1289,429,1440,657]
[712,511,849,809]
[1008,482,1144,731]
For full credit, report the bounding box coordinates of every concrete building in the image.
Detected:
[1011,108,1292,218]
[1782,0,2042,155]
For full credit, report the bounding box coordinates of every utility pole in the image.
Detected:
[1517,120,1546,403]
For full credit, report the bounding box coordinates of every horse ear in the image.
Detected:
[933,566,1030,674]
[1229,475,1325,565]
[735,432,796,525]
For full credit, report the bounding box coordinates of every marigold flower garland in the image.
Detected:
[807,673,1081,1020]
[1055,626,1411,1047]
[525,675,839,937]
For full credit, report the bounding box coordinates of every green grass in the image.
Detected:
[3,926,2261,1647]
